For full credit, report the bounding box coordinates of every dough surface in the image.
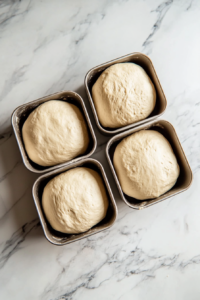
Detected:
[92,63,156,128]
[42,167,109,234]
[113,130,180,200]
[22,100,89,166]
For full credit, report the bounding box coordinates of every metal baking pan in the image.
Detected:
[12,91,97,174]
[32,158,118,245]
[106,119,193,209]
[85,52,167,136]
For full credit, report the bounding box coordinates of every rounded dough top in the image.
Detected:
[113,130,180,200]
[22,100,89,166]
[92,63,156,128]
[42,167,109,234]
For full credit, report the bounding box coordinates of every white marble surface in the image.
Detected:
[0,0,200,299]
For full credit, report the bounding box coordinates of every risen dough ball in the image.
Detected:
[92,63,156,128]
[42,167,109,234]
[113,130,180,200]
[22,100,89,166]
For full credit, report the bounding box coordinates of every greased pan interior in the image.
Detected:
[85,52,167,135]
[106,119,193,209]
[32,158,118,245]
[12,91,97,174]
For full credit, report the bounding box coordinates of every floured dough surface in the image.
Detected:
[22,100,89,166]
[92,63,156,128]
[42,167,109,234]
[113,130,180,200]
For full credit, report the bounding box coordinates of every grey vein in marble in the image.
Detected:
[0,219,40,270]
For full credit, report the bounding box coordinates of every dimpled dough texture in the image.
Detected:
[92,63,156,128]
[22,100,89,166]
[113,130,180,200]
[42,167,109,234]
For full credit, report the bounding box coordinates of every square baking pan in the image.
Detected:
[106,119,193,209]
[32,158,118,245]
[85,52,167,135]
[12,91,97,174]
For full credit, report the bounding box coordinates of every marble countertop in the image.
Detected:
[0,0,200,299]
